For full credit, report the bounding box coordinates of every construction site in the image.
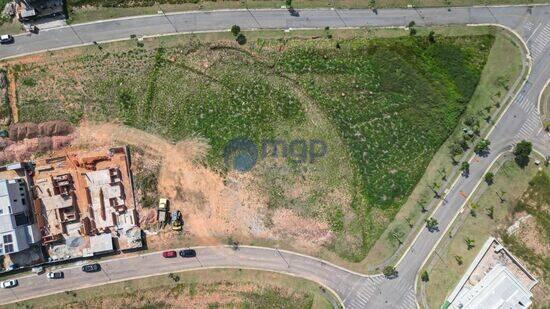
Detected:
[31,146,142,261]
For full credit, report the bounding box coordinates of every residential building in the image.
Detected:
[0,179,40,256]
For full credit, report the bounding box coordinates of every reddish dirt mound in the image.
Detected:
[9,121,73,141]
[0,135,74,163]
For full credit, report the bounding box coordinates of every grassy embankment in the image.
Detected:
[8,27,492,265]
[7,269,336,308]
[421,155,548,307]
[364,25,524,270]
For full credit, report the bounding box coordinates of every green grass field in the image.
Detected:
[363,26,524,269]
[8,269,336,308]
[11,29,492,262]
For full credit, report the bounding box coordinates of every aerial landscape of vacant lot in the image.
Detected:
[4,26,510,266]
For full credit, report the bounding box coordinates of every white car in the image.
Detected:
[47,271,64,279]
[0,279,18,288]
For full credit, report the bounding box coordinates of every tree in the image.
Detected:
[428,182,441,198]
[465,237,475,250]
[417,199,427,213]
[513,140,532,167]
[230,25,241,36]
[369,0,376,8]
[454,255,463,265]
[409,28,417,36]
[408,21,416,28]
[496,190,506,203]
[428,31,436,43]
[425,217,439,232]
[484,172,494,185]
[421,270,429,282]
[405,216,413,228]
[469,203,478,217]
[474,139,490,154]
[383,265,398,278]
[486,206,494,219]
[449,141,463,156]
[235,33,247,45]
[460,161,470,176]
[464,116,478,127]
[437,167,447,181]
[285,0,292,8]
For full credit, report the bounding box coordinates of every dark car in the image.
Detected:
[81,264,101,273]
[162,250,177,258]
[0,35,14,44]
[179,249,196,258]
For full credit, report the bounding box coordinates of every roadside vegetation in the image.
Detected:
[421,156,548,307]
[7,27,496,265]
[8,269,336,308]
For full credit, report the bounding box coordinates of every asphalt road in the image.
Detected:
[0,5,548,309]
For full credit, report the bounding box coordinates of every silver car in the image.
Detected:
[47,271,64,279]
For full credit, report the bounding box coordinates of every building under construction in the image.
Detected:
[32,146,142,261]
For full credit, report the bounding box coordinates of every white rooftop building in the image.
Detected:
[0,179,40,256]
[453,265,532,308]
[447,237,537,309]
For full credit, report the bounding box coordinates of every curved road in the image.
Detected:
[0,5,549,308]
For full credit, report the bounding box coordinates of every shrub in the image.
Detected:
[460,161,470,175]
[484,172,494,185]
[230,25,241,36]
[236,33,247,45]
[513,140,532,167]
[22,77,37,87]
[428,31,436,43]
[474,139,490,154]
[383,265,398,278]
[421,270,429,282]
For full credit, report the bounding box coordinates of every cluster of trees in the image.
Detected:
[230,25,247,45]
[406,21,436,43]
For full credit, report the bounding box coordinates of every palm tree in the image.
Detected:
[465,237,475,250]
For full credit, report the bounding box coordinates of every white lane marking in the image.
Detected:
[526,22,542,43]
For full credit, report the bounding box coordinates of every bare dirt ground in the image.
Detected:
[73,122,332,251]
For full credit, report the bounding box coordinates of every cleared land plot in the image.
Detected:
[9,28,492,264]
[6,269,336,308]
[422,157,547,307]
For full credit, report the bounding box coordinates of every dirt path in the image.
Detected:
[74,122,261,245]
[7,69,18,123]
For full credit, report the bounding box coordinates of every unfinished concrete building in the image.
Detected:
[85,167,137,233]
[32,147,141,261]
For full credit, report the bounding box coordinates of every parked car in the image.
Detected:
[47,271,64,279]
[81,264,101,273]
[0,279,18,288]
[179,249,196,258]
[0,35,14,44]
[162,250,177,258]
